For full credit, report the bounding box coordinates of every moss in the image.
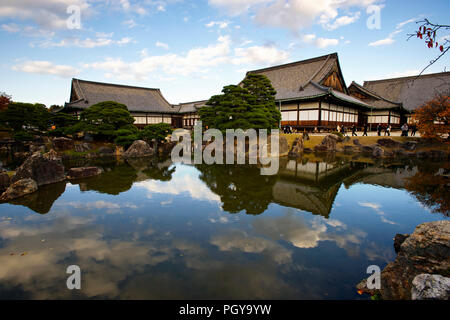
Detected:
[63,149,100,157]
[6,171,15,178]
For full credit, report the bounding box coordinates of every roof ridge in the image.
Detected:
[246,53,337,74]
[176,99,209,105]
[72,78,161,91]
[363,71,450,85]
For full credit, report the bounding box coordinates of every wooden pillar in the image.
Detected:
[297,103,300,127]
[388,110,391,125]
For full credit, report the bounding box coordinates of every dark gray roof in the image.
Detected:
[278,81,371,108]
[245,53,370,108]
[363,72,450,112]
[174,100,209,114]
[65,78,177,114]
[246,53,350,100]
[348,81,408,112]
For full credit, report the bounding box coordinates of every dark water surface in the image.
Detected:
[0,155,448,299]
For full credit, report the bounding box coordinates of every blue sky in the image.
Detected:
[0,0,449,107]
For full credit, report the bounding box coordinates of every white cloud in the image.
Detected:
[156,41,169,49]
[396,17,419,29]
[368,37,394,47]
[210,0,379,31]
[83,36,289,81]
[136,172,221,203]
[369,17,417,47]
[1,23,20,33]
[39,35,133,48]
[324,12,360,30]
[0,0,90,30]
[13,60,79,78]
[233,45,289,65]
[206,20,230,29]
[358,202,398,225]
[301,34,339,48]
[123,19,137,28]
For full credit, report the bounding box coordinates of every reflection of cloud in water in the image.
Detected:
[211,230,292,265]
[0,214,297,299]
[211,212,367,262]
[62,201,138,213]
[135,169,221,203]
[359,202,398,225]
[249,212,366,257]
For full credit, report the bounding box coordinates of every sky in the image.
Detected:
[0,0,449,107]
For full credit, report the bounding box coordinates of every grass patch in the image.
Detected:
[281,133,449,153]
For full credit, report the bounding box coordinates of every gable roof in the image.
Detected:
[65,78,177,114]
[246,53,350,101]
[363,71,450,112]
[348,81,407,111]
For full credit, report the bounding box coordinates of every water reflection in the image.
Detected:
[0,154,448,299]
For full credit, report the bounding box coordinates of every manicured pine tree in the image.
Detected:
[199,74,280,131]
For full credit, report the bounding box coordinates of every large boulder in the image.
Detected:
[411,274,450,300]
[401,141,419,151]
[158,141,178,156]
[11,151,65,187]
[314,135,338,152]
[357,221,450,300]
[0,178,38,201]
[52,137,74,151]
[372,145,385,158]
[288,137,303,157]
[123,140,153,158]
[0,171,10,191]
[67,167,103,180]
[362,145,375,154]
[279,136,289,157]
[377,138,400,148]
[394,233,409,253]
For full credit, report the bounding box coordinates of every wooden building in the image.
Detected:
[352,71,450,125]
[172,100,208,129]
[245,53,372,130]
[63,79,180,128]
[348,81,409,127]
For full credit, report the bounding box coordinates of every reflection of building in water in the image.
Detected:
[343,166,418,189]
[273,159,357,218]
[273,159,418,218]
[281,159,351,183]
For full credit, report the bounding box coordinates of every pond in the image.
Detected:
[0,155,448,299]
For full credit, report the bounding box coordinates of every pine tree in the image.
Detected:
[199,74,280,131]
